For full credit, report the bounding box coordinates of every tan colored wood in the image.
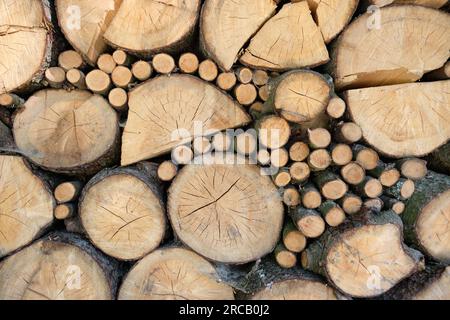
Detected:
[45,67,66,88]
[341,162,366,185]
[97,54,117,74]
[290,162,310,183]
[198,59,219,82]
[193,137,212,155]
[283,221,306,252]
[152,53,175,74]
[291,208,325,238]
[258,85,270,102]
[301,185,322,209]
[326,96,346,119]
[283,188,301,207]
[58,50,84,71]
[108,88,128,111]
[308,128,331,149]
[54,203,75,220]
[171,145,194,165]
[345,81,450,157]
[340,193,362,215]
[0,156,54,258]
[331,144,353,166]
[86,69,112,95]
[275,244,297,269]
[111,66,133,88]
[271,148,289,168]
[235,84,257,106]
[200,0,277,71]
[274,171,292,187]
[157,161,178,182]
[398,158,428,180]
[308,149,331,171]
[289,142,310,162]
[178,53,199,74]
[118,247,234,299]
[66,69,87,89]
[354,146,380,171]
[331,6,450,90]
[335,122,362,144]
[168,162,284,263]
[236,68,253,84]
[240,2,329,70]
[253,70,270,86]
[258,116,291,149]
[216,72,237,91]
[54,181,82,203]
[131,61,152,81]
[121,75,250,165]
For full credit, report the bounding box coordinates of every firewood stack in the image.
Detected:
[0,0,449,301]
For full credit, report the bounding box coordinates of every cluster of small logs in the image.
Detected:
[0,0,449,301]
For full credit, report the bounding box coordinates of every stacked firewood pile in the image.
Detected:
[0,0,449,300]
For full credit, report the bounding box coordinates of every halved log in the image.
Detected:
[240,2,329,71]
[345,81,450,158]
[301,210,424,298]
[0,232,120,300]
[306,0,359,43]
[13,89,120,175]
[79,162,166,261]
[330,6,450,90]
[0,0,58,93]
[383,265,450,300]
[268,70,331,124]
[241,258,339,300]
[104,0,201,56]
[121,75,250,166]
[402,171,450,264]
[167,159,284,264]
[118,247,234,300]
[200,0,277,71]
[0,155,55,258]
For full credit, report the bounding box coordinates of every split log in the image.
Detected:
[330,6,450,90]
[402,171,450,264]
[428,142,450,175]
[13,89,120,175]
[241,258,339,300]
[301,210,424,298]
[345,80,450,157]
[289,207,325,238]
[268,70,331,124]
[0,0,58,94]
[0,155,55,258]
[0,232,120,300]
[79,163,166,261]
[396,158,428,181]
[118,247,234,300]
[121,75,250,165]
[200,0,277,71]
[383,265,450,300]
[104,0,201,56]
[240,2,329,71]
[56,0,121,65]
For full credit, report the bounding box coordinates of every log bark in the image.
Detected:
[329,6,450,90]
[200,0,277,71]
[0,0,59,94]
[301,210,424,298]
[121,75,251,166]
[167,160,284,264]
[118,246,235,300]
[13,89,120,175]
[0,155,55,258]
[0,232,120,300]
[240,2,329,71]
[427,142,450,175]
[345,80,450,157]
[103,0,201,57]
[78,162,166,261]
[402,171,450,264]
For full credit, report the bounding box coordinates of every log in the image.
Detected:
[111,66,133,88]
[334,122,362,144]
[86,70,112,95]
[384,178,415,200]
[234,84,257,106]
[306,0,359,44]
[66,69,87,90]
[308,128,331,149]
[235,131,258,156]
[167,161,284,264]
[300,184,322,209]
[112,50,131,66]
[354,177,383,198]
[345,80,450,157]
[339,193,362,215]
[131,61,152,81]
[369,162,401,187]
[44,67,66,89]
[54,203,76,220]
[198,59,219,82]
[428,142,450,175]
[308,149,332,171]
[216,72,237,91]
[273,171,291,188]
[289,162,311,184]
[340,162,365,185]
[0,232,120,300]
[253,70,270,87]
[152,53,176,74]
[118,247,234,300]
[314,171,348,201]
[382,265,450,300]
[241,258,339,300]
[171,145,194,165]
[54,181,82,204]
[353,144,379,171]
[257,149,271,166]
[121,75,250,165]
[79,163,166,261]
[0,155,55,258]
[256,116,291,150]
[212,132,232,152]
[236,68,253,85]
[104,0,201,56]
[270,148,289,168]
[0,94,25,109]
[0,0,58,94]
[289,142,310,162]
[289,207,325,238]
[200,0,277,71]
[301,210,424,298]
[58,50,84,71]
[282,221,306,253]
[240,2,329,71]
[193,137,212,155]
[157,161,178,182]
[178,53,199,74]
[396,158,428,181]
[319,201,346,227]
[282,187,301,207]
[326,96,346,119]
[258,85,270,102]
[268,70,332,124]
[381,196,405,215]
[13,89,120,175]
[330,6,450,90]
[402,171,450,264]
[97,54,117,74]
[56,0,121,65]
[274,243,297,269]
[108,88,128,111]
